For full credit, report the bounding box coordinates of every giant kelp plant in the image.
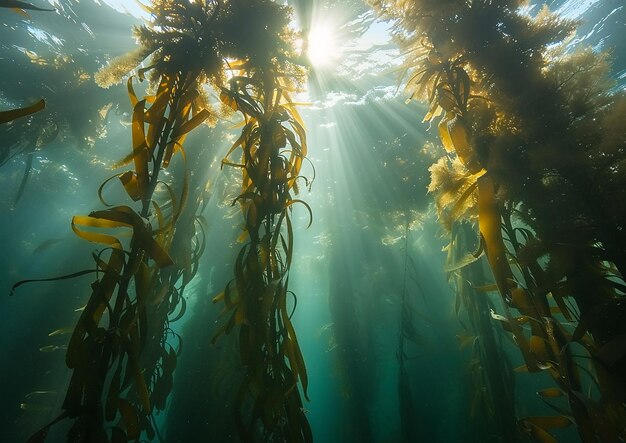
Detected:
[372,0,626,441]
[11,1,311,442]
[211,1,313,441]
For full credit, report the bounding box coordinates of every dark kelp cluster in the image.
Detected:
[215,63,312,442]
[372,0,626,441]
[447,223,518,441]
[11,1,312,442]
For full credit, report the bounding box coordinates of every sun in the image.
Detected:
[306,23,338,68]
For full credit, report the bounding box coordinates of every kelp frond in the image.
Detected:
[428,156,482,230]
[95,46,153,88]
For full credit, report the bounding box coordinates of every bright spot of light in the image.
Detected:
[307,22,339,68]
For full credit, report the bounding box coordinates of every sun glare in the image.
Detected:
[307,24,337,68]
[101,0,151,19]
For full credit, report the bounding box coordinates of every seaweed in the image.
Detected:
[448,223,519,442]
[372,0,626,441]
[10,1,312,441]
[0,0,54,13]
[0,100,45,124]
[397,224,420,443]
[10,1,226,440]
[211,5,313,437]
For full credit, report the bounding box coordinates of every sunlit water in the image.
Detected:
[1,1,624,442]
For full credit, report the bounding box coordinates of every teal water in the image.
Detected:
[1,1,625,442]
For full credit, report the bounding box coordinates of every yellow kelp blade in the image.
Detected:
[438,113,455,152]
[529,335,551,361]
[143,75,170,125]
[127,76,139,107]
[523,416,572,429]
[477,174,513,300]
[71,215,125,248]
[0,99,44,124]
[170,144,189,225]
[117,399,140,439]
[131,100,150,202]
[118,171,142,201]
[170,109,210,140]
[89,206,173,267]
[0,0,55,12]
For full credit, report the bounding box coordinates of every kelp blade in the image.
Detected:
[0,99,45,124]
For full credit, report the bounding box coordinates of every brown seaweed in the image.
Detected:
[371,0,626,441]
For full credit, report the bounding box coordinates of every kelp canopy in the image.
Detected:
[3,1,626,443]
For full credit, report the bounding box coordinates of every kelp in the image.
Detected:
[0,0,55,13]
[448,223,519,441]
[0,1,52,156]
[396,224,420,443]
[17,68,207,440]
[10,3,226,441]
[212,50,313,442]
[0,13,137,163]
[13,152,34,207]
[11,1,311,441]
[0,99,45,124]
[372,0,626,441]
[10,120,59,206]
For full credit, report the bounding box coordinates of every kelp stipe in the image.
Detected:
[397,224,421,443]
[372,0,626,441]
